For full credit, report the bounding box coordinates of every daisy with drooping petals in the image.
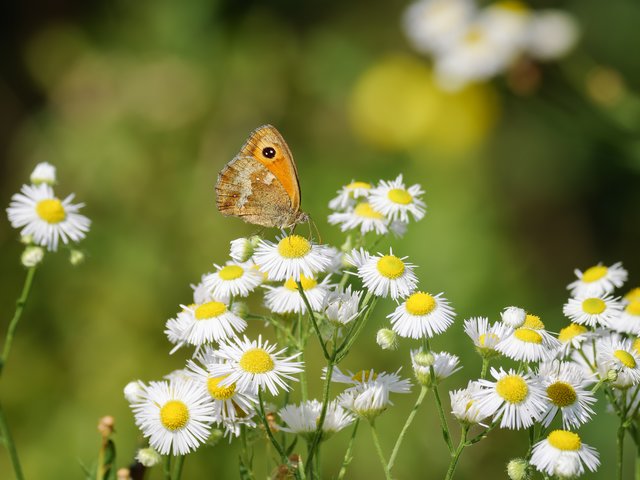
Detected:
[411,349,461,386]
[253,235,333,281]
[323,285,363,327]
[611,300,640,335]
[210,336,303,396]
[330,367,412,394]
[349,249,417,300]
[450,381,489,425]
[328,181,372,211]
[7,183,90,251]
[563,294,623,328]
[203,262,263,301]
[279,400,354,439]
[131,380,216,455]
[30,162,56,185]
[328,202,389,235]
[537,361,595,429]
[264,275,332,314]
[500,306,526,328]
[368,175,426,223]
[388,291,455,339]
[473,368,546,430]
[568,262,628,297]
[464,316,512,359]
[337,371,411,421]
[530,430,599,478]
[496,314,560,363]
[597,338,640,388]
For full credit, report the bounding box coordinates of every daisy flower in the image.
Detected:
[450,381,489,425]
[567,262,627,297]
[611,300,640,335]
[368,175,426,223]
[525,10,579,61]
[537,361,596,429]
[253,234,333,281]
[464,316,512,359]
[191,275,215,304]
[388,291,455,339]
[474,368,546,430]
[349,249,417,300]
[330,367,412,394]
[264,275,331,314]
[563,294,623,328]
[496,315,560,363]
[624,288,640,305]
[174,301,247,348]
[279,400,354,439]
[337,382,391,421]
[557,323,589,358]
[530,430,599,478]
[186,353,257,422]
[165,307,193,351]
[210,336,303,396]
[7,183,91,251]
[30,162,56,185]
[412,349,461,386]
[328,181,372,211]
[219,415,257,440]
[328,202,389,235]
[131,380,215,455]
[203,261,263,300]
[500,306,526,328]
[597,338,640,388]
[323,286,363,327]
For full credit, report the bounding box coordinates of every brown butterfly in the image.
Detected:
[216,125,309,229]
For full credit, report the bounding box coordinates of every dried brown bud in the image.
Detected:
[98,415,115,437]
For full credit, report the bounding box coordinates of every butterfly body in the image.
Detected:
[216,125,308,228]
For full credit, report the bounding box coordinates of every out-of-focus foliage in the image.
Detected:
[0,0,639,478]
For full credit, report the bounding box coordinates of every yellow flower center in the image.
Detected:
[351,370,378,382]
[284,275,317,291]
[376,255,405,279]
[523,314,545,330]
[496,0,529,13]
[496,375,528,404]
[346,181,371,190]
[35,199,66,224]
[277,235,311,259]
[558,324,587,343]
[582,298,606,315]
[614,350,637,368]
[464,28,484,45]
[207,375,236,400]
[194,301,227,320]
[514,328,543,344]
[547,382,577,407]
[465,400,474,412]
[582,265,608,283]
[478,332,500,347]
[547,430,581,451]
[405,292,436,316]
[219,265,244,280]
[626,301,640,316]
[387,188,412,205]
[354,202,384,219]
[160,400,189,431]
[625,288,640,303]
[634,339,640,355]
[239,348,274,374]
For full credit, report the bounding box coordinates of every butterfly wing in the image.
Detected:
[216,154,296,228]
[239,125,302,212]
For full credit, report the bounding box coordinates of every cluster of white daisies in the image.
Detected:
[403,0,579,90]
[6,162,90,263]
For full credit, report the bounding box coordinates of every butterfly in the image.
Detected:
[216,125,309,229]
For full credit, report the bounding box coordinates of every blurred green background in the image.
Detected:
[1,0,640,478]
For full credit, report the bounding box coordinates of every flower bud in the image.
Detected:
[501,306,526,328]
[413,350,435,367]
[21,246,44,267]
[30,162,56,186]
[607,369,619,382]
[98,415,115,438]
[506,458,530,480]
[124,380,146,403]
[231,301,249,319]
[116,468,131,480]
[207,428,224,447]
[69,249,85,266]
[229,236,261,262]
[376,328,398,350]
[20,234,33,245]
[136,447,162,467]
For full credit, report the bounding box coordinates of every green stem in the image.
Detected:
[336,295,377,362]
[369,421,392,480]
[0,401,24,480]
[619,422,626,480]
[306,361,335,473]
[173,455,185,480]
[635,423,640,480]
[163,455,172,480]
[388,386,428,471]
[467,419,499,445]
[296,281,330,360]
[444,424,469,480]
[298,312,308,402]
[480,358,489,379]
[0,266,37,377]
[431,375,453,452]
[337,420,360,480]
[257,389,287,462]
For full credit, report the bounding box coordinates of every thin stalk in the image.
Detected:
[423,338,452,452]
[0,266,37,376]
[257,389,287,462]
[388,386,428,471]
[444,424,469,480]
[306,361,335,472]
[0,401,24,480]
[618,422,626,480]
[635,423,640,480]
[480,358,489,379]
[173,455,185,480]
[296,281,330,360]
[467,419,499,445]
[297,312,308,402]
[337,420,360,480]
[369,421,392,480]
[163,455,172,480]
